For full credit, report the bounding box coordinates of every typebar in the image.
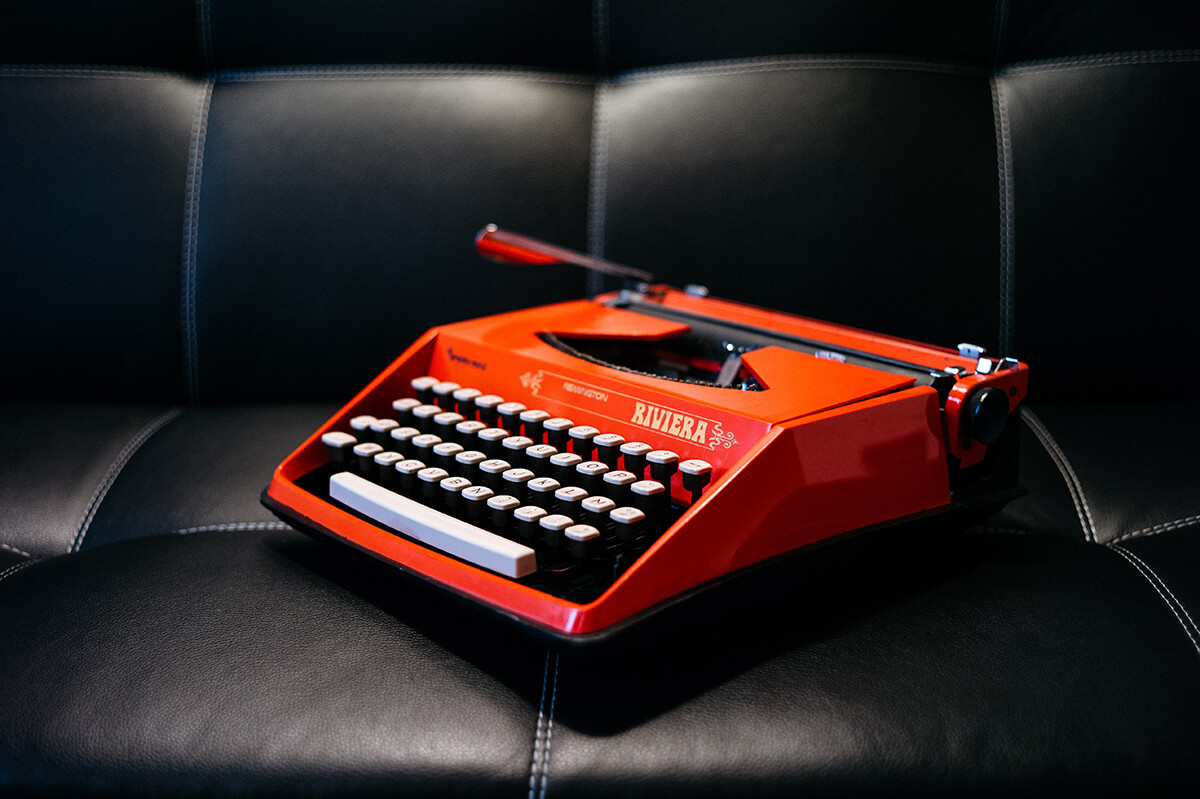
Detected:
[329,471,538,578]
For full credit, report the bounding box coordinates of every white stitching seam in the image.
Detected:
[1110,544,1200,659]
[592,0,610,74]
[1001,49,1200,77]
[0,561,35,584]
[182,80,214,403]
[1110,515,1200,545]
[197,0,214,73]
[989,75,1015,355]
[1021,407,1097,543]
[0,542,35,559]
[174,521,292,535]
[586,80,612,297]
[529,649,552,799]
[215,65,595,85]
[70,408,184,553]
[539,652,560,799]
[0,66,190,80]
[616,55,985,85]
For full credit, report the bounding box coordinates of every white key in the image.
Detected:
[330,472,536,578]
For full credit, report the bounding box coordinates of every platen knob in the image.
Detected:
[966,387,1010,445]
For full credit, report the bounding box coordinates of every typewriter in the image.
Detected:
[263,226,1028,640]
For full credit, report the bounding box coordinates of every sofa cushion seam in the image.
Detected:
[0,560,37,585]
[182,80,214,402]
[70,407,184,553]
[1020,407,1097,542]
[1109,543,1200,659]
[1109,514,1200,545]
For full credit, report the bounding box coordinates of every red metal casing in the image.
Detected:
[265,287,1028,637]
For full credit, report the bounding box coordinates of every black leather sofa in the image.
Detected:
[3,1,1199,795]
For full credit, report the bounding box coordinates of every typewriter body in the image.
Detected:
[263,228,1028,639]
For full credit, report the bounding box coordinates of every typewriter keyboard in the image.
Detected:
[309,376,715,601]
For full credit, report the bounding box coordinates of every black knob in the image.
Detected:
[967,387,1010,445]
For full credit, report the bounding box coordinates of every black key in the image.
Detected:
[353,442,384,475]
[439,475,472,515]
[549,452,582,485]
[602,470,638,505]
[411,404,441,434]
[433,411,465,440]
[410,376,438,404]
[394,458,425,495]
[593,433,625,468]
[497,401,527,435]
[392,397,421,424]
[462,485,494,522]
[574,460,610,495]
[321,431,357,465]
[630,479,667,526]
[520,409,550,443]
[417,466,450,504]
[501,467,535,505]
[477,427,509,458]
[539,513,574,554]
[410,433,442,463]
[554,486,588,520]
[565,524,601,560]
[569,425,599,460]
[454,449,487,479]
[477,458,511,492]
[373,451,404,485]
[349,415,377,439]
[454,420,487,448]
[388,426,420,457]
[647,449,679,486]
[452,387,482,418]
[581,495,616,533]
[432,441,464,472]
[679,458,714,503]
[475,394,504,427]
[525,444,558,477]
[514,505,548,546]
[487,494,521,534]
[527,476,562,511]
[431,381,461,408]
[501,436,534,470]
[620,441,652,478]
[610,506,646,542]
[369,417,400,446]
[543,417,574,450]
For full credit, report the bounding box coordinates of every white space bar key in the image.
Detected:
[329,472,537,579]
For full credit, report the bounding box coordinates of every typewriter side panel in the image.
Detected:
[573,385,952,634]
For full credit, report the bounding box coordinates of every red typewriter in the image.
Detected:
[263,226,1029,639]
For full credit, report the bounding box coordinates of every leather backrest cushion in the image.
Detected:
[1,1,1197,402]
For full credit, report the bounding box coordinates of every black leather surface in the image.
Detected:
[0,1,199,71]
[209,0,595,72]
[2,523,1199,796]
[3,0,1200,795]
[0,73,198,402]
[81,403,337,549]
[605,0,1000,71]
[988,402,1200,544]
[193,73,593,402]
[1003,59,1200,398]
[599,63,1002,353]
[1004,0,1200,61]
[0,404,175,557]
[545,532,1200,797]
[0,529,546,797]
